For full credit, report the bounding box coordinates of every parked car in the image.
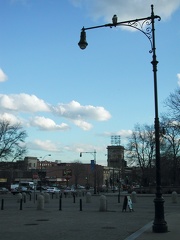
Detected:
[111,186,118,192]
[11,187,19,195]
[0,187,9,194]
[11,186,32,195]
[63,187,76,195]
[36,185,48,191]
[71,184,85,190]
[46,187,61,194]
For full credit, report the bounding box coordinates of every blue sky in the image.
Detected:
[0,0,180,165]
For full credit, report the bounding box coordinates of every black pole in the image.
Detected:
[94,167,97,194]
[1,199,4,210]
[118,194,120,203]
[59,197,62,211]
[23,194,26,203]
[113,167,115,193]
[20,199,23,210]
[151,5,167,232]
[78,5,168,232]
[93,150,97,194]
[80,199,82,211]
[118,170,121,203]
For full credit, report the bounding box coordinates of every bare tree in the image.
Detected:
[71,161,85,188]
[126,123,156,186]
[0,120,27,162]
[161,116,180,184]
[164,88,180,122]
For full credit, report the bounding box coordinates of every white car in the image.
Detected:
[0,187,9,194]
[71,184,85,189]
[63,187,76,194]
[46,187,61,194]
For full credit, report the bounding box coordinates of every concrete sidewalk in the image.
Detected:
[0,193,179,240]
[125,212,180,239]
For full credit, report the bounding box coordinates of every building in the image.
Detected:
[24,157,38,170]
[107,145,125,175]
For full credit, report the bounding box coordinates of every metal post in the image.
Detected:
[1,199,4,210]
[151,5,167,233]
[80,199,82,211]
[78,4,167,233]
[59,197,62,211]
[94,150,97,194]
[20,199,23,210]
[80,150,97,194]
[118,169,121,203]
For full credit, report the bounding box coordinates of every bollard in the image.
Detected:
[131,191,137,203]
[80,199,82,211]
[55,192,59,199]
[86,192,91,203]
[22,192,26,203]
[59,192,62,198]
[118,194,120,203]
[20,199,23,210]
[172,191,177,203]
[37,195,44,210]
[17,193,22,203]
[67,192,71,198]
[44,192,50,203]
[59,197,62,211]
[99,195,107,212]
[33,193,37,204]
[73,194,76,203]
[1,199,4,210]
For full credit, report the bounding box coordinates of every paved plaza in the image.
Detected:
[0,192,180,240]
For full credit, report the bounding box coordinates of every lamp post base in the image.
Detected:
[152,196,168,233]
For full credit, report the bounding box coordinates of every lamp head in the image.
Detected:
[78,28,88,50]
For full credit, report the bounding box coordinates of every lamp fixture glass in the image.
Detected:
[78,29,88,49]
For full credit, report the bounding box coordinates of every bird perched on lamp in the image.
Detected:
[112,14,118,25]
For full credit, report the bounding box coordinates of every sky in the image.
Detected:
[0,0,180,166]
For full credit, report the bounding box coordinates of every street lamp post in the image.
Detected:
[80,150,97,194]
[39,154,51,192]
[78,5,167,233]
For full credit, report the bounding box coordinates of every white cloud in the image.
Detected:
[0,94,50,112]
[52,100,111,130]
[53,100,111,121]
[0,69,8,82]
[30,116,70,131]
[177,73,180,86]
[28,139,60,152]
[117,129,133,138]
[0,113,22,125]
[72,119,92,131]
[71,0,180,22]
[0,94,111,131]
